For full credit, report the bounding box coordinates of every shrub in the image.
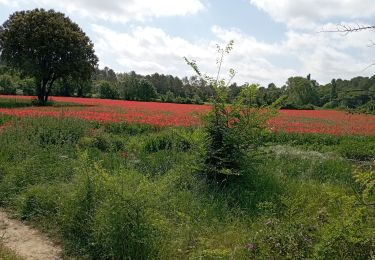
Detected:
[185,41,270,184]
[104,122,155,136]
[0,74,16,95]
[17,184,62,221]
[338,138,375,161]
[99,81,119,99]
[144,131,191,153]
[91,186,160,259]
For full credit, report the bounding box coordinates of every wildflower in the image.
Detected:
[0,95,375,135]
[246,243,257,251]
[265,218,274,226]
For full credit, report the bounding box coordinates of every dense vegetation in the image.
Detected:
[1,62,375,112]
[0,112,374,259]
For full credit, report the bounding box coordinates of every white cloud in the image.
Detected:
[250,0,375,29]
[0,0,205,23]
[91,24,375,86]
[2,0,374,85]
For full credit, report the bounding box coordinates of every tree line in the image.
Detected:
[1,62,374,112]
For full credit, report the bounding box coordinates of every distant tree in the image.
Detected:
[0,73,15,94]
[285,76,319,107]
[163,90,176,103]
[99,81,119,99]
[119,72,140,100]
[93,67,117,82]
[330,79,338,101]
[238,83,258,107]
[228,83,241,102]
[0,9,98,103]
[137,79,157,101]
[264,83,283,105]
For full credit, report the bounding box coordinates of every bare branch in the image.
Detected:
[367,40,375,47]
[362,62,375,72]
[320,24,375,34]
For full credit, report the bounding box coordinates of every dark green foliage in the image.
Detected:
[0,98,32,108]
[144,131,191,153]
[80,133,125,152]
[137,79,157,101]
[337,138,375,161]
[98,81,119,99]
[54,78,93,97]
[103,122,155,136]
[0,114,11,125]
[284,76,319,108]
[201,86,269,183]
[91,175,161,259]
[0,9,98,103]
[0,73,16,94]
[18,184,62,221]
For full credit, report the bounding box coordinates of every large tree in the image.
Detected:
[285,76,319,107]
[0,9,98,103]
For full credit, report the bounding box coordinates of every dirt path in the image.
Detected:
[0,209,62,260]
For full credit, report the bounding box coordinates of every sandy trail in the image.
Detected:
[0,209,62,260]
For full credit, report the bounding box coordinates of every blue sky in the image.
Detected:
[1,0,375,86]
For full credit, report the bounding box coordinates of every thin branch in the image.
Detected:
[367,40,375,47]
[362,62,375,72]
[216,49,224,84]
[319,24,375,34]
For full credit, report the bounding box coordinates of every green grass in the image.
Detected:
[0,115,373,259]
[0,97,92,109]
[0,98,33,108]
[0,244,23,260]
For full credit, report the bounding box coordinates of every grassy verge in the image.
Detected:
[0,244,23,260]
[0,97,90,109]
[0,116,373,259]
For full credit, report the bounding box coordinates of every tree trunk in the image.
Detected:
[44,77,56,103]
[36,79,48,104]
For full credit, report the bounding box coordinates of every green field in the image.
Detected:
[0,114,374,259]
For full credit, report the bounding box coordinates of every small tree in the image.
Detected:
[285,76,319,108]
[137,79,157,101]
[99,81,119,100]
[0,73,16,95]
[185,41,270,183]
[0,9,98,103]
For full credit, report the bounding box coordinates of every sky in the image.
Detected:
[1,0,375,86]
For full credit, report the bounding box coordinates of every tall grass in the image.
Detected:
[0,115,373,259]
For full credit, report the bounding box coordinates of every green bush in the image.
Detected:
[99,81,119,99]
[0,74,16,95]
[17,184,62,221]
[104,122,155,136]
[337,138,375,161]
[144,131,191,153]
[91,182,161,259]
[22,117,88,147]
[314,191,375,259]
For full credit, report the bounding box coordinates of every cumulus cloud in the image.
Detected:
[91,23,375,86]
[0,0,205,23]
[250,0,375,29]
[1,0,374,85]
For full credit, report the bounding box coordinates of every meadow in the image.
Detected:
[1,95,375,135]
[0,96,374,259]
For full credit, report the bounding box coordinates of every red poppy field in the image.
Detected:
[1,95,375,135]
